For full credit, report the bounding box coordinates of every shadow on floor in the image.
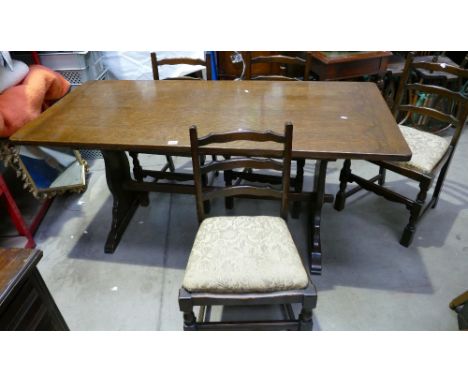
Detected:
[34,161,447,298]
[309,174,468,295]
[335,174,468,249]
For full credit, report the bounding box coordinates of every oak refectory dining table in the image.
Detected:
[10,80,411,275]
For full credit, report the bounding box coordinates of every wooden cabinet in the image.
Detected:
[308,51,392,80]
[0,248,68,330]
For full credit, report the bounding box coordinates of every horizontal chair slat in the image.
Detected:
[407,83,468,103]
[195,320,300,331]
[252,55,306,65]
[399,105,458,125]
[198,129,286,145]
[201,157,283,174]
[229,170,283,185]
[140,169,193,181]
[157,57,206,66]
[189,284,316,306]
[203,185,283,201]
[411,62,468,78]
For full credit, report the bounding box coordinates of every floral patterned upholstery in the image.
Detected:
[396,125,451,174]
[182,216,309,293]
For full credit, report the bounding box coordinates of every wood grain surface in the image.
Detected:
[11,80,411,161]
[0,248,41,305]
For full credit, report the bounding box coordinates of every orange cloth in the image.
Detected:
[0,65,70,137]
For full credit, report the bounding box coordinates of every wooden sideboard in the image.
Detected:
[0,248,68,330]
[308,51,392,81]
[217,51,392,82]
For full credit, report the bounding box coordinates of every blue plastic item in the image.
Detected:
[209,51,218,80]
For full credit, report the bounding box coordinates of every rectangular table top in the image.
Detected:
[10,80,411,161]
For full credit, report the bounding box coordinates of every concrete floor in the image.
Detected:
[1,128,467,330]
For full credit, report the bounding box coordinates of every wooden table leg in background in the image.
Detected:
[102,150,142,254]
[309,160,328,275]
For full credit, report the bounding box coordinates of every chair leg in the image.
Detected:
[129,152,149,206]
[298,307,313,331]
[200,155,208,186]
[129,152,143,180]
[334,159,351,211]
[292,159,305,219]
[378,166,387,186]
[400,179,430,247]
[212,155,219,177]
[179,289,197,331]
[223,155,234,209]
[165,155,176,173]
[224,170,234,209]
[182,311,197,331]
[383,74,398,109]
[430,159,451,209]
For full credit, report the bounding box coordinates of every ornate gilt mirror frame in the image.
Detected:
[0,141,88,199]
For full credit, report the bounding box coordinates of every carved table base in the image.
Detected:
[101,151,329,275]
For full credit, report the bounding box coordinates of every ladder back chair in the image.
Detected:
[384,52,464,124]
[410,53,467,134]
[334,52,468,247]
[129,52,213,206]
[178,123,317,330]
[150,52,212,80]
[225,52,313,216]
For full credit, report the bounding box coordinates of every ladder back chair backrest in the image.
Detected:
[150,52,212,80]
[243,52,312,81]
[394,52,468,147]
[189,123,293,222]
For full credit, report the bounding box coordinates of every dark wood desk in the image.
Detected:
[0,248,68,330]
[310,51,392,82]
[11,80,411,274]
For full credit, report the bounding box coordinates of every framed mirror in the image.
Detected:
[0,141,88,199]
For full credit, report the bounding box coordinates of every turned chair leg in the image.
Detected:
[200,155,208,186]
[212,155,219,177]
[431,159,451,209]
[203,200,211,214]
[223,155,234,210]
[298,307,313,331]
[179,289,197,331]
[129,152,143,181]
[334,159,351,211]
[165,155,176,173]
[182,311,197,331]
[129,152,149,206]
[224,170,234,209]
[292,159,306,219]
[378,166,387,186]
[400,179,430,247]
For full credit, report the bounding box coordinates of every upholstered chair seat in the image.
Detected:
[179,124,317,330]
[395,125,450,174]
[182,216,309,294]
[334,52,468,247]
